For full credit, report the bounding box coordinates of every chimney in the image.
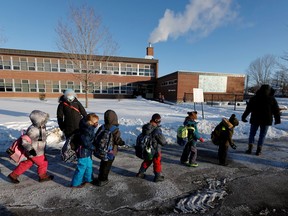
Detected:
[145,43,154,59]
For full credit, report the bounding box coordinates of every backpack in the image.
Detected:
[6,133,32,163]
[61,133,81,162]
[211,118,233,145]
[176,125,188,146]
[135,132,155,160]
[94,125,117,161]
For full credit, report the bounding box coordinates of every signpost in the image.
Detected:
[193,88,205,119]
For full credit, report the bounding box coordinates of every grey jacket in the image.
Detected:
[22,110,49,157]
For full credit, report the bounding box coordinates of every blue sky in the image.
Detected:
[0,0,287,77]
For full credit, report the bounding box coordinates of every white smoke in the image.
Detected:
[149,0,238,44]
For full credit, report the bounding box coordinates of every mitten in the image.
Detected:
[199,138,204,143]
[29,149,37,156]
[231,143,237,150]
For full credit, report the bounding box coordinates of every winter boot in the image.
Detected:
[8,173,20,184]
[256,146,262,156]
[154,173,164,182]
[39,174,54,182]
[136,172,146,179]
[245,144,253,154]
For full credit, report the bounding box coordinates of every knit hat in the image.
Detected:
[187,111,198,120]
[64,89,75,97]
[151,113,161,123]
[229,114,239,127]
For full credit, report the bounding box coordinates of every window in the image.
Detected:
[52,63,58,72]
[22,80,29,92]
[28,62,35,71]
[53,84,60,93]
[20,58,28,70]
[93,82,100,93]
[37,62,44,71]
[0,79,5,91]
[38,83,45,92]
[13,61,20,70]
[107,82,113,94]
[3,60,11,69]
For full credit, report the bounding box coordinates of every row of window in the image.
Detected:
[161,79,177,86]
[0,57,156,77]
[0,79,138,94]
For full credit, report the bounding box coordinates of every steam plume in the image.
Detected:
[149,0,238,44]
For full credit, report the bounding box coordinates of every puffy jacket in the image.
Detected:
[184,119,201,145]
[77,118,96,158]
[242,85,281,125]
[22,110,49,157]
[142,123,167,152]
[57,97,87,138]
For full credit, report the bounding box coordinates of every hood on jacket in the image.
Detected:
[142,123,156,135]
[29,110,49,127]
[104,110,119,128]
[256,84,271,97]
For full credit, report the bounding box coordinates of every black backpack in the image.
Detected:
[94,125,117,161]
[61,132,81,162]
[135,132,155,160]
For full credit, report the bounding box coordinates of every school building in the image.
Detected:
[0,45,158,99]
[156,71,245,103]
[0,45,246,102]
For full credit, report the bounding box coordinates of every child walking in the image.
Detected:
[93,110,125,187]
[71,113,99,188]
[180,111,204,167]
[136,113,167,182]
[8,110,54,184]
[216,114,239,166]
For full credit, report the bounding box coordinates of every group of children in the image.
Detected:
[7,89,238,186]
[179,111,239,167]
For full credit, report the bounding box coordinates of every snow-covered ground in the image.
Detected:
[0,96,287,152]
[1,97,287,215]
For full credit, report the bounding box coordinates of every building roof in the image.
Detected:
[158,70,245,79]
[0,48,159,64]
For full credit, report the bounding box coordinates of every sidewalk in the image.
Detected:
[0,138,288,216]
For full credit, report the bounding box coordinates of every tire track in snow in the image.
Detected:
[174,178,228,214]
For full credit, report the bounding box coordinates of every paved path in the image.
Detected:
[0,138,288,216]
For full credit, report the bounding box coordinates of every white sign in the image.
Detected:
[198,75,227,92]
[193,88,204,102]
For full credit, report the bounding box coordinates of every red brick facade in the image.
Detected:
[156,71,245,102]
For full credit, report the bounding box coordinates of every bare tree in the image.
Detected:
[55,4,118,108]
[246,54,276,88]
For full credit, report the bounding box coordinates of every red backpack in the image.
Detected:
[6,133,32,163]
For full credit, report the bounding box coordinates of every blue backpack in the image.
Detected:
[94,125,117,161]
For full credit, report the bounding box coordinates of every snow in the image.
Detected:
[0,97,287,152]
[0,97,287,215]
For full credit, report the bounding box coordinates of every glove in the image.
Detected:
[199,138,204,143]
[231,143,237,150]
[29,149,37,156]
[241,117,248,123]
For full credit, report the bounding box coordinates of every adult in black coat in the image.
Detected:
[57,89,87,138]
[241,84,281,155]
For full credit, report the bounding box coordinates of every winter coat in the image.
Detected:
[22,110,49,157]
[142,123,167,153]
[97,110,125,156]
[77,118,96,158]
[242,85,281,126]
[183,119,201,146]
[217,120,236,148]
[57,97,87,138]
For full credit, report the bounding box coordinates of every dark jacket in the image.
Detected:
[57,97,87,138]
[142,123,167,152]
[77,118,96,158]
[96,110,125,156]
[242,85,281,126]
[217,120,237,148]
